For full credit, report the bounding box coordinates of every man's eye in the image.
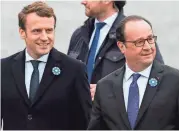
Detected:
[46,29,53,33]
[136,40,144,44]
[33,29,41,33]
[148,37,153,41]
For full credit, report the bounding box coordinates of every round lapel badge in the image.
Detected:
[149,78,158,87]
[52,67,61,76]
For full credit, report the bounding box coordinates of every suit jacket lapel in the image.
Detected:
[135,61,164,128]
[11,50,31,106]
[81,17,95,46]
[32,48,62,106]
[112,66,131,129]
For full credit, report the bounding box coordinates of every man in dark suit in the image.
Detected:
[1,1,92,130]
[88,15,179,130]
[67,0,164,100]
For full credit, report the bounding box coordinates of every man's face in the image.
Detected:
[118,20,156,69]
[81,0,105,17]
[19,12,55,59]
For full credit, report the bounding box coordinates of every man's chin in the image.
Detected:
[142,59,153,66]
[85,10,93,17]
[85,12,91,17]
[38,49,51,55]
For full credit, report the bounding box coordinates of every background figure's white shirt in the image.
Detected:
[123,63,153,110]
[88,12,118,59]
[25,49,49,97]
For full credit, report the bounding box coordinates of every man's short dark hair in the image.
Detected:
[18,1,56,30]
[116,15,153,42]
[114,1,126,11]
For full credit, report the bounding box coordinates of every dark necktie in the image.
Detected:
[29,60,40,102]
[127,73,141,129]
[87,22,106,82]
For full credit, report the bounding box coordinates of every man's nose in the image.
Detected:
[40,30,48,41]
[143,40,152,49]
[81,0,87,5]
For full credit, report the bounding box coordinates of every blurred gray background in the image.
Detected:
[1,1,179,69]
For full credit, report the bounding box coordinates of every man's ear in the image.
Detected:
[19,28,26,39]
[117,41,126,54]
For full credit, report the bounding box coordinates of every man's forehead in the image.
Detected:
[87,0,101,1]
[26,13,54,21]
[25,13,55,26]
[125,20,151,30]
[125,20,153,39]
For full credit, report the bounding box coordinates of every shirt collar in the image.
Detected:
[94,12,118,27]
[25,49,49,63]
[124,62,153,81]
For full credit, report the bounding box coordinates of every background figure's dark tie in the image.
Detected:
[127,73,141,129]
[29,60,40,102]
[87,22,106,82]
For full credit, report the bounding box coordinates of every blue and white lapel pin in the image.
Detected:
[52,67,61,76]
[149,78,158,87]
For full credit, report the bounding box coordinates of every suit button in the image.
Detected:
[98,57,102,60]
[27,114,32,120]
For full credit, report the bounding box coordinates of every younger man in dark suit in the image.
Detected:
[1,1,92,130]
[88,15,179,130]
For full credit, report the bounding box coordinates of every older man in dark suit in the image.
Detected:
[1,1,92,130]
[88,15,179,130]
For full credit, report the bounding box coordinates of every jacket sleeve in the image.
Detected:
[177,80,179,129]
[87,81,109,130]
[67,28,81,55]
[74,62,92,129]
[155,42,164,64]
[87,84,102,130]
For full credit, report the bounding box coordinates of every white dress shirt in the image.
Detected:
[25,50,49,97]
[123,63,153,110]
[89,12,118,58]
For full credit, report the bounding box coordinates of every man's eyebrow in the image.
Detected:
[135,34,154,41]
